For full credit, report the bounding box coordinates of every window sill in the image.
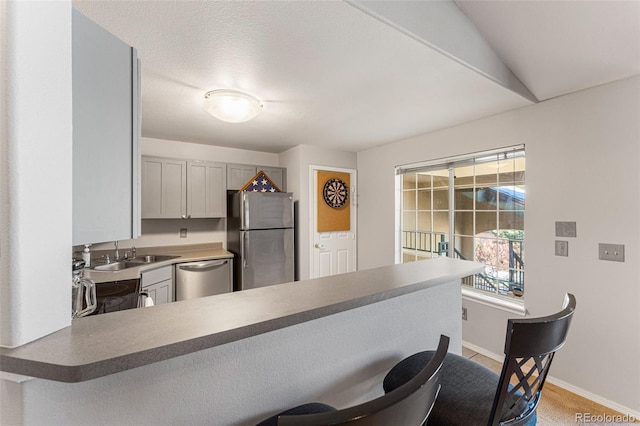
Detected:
[462,287,526,315]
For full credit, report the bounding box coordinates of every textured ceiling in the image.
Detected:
[72,1,639,154]
[456,0,640,101]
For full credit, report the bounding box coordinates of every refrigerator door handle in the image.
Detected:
[243,197,250,230]
[243,233,249,268]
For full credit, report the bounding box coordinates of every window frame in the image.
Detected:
[396,145,525,313]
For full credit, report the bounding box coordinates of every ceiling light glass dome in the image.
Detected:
[203,89,264,123]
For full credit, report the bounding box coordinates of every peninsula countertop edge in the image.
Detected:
[0,258,484,383]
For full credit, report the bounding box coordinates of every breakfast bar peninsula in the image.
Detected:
[1,258,482,425]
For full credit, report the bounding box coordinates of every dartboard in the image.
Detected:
[323,178,349,208]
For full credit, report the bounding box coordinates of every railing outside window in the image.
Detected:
[402,230,524,296]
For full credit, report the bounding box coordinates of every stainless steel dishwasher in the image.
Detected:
[175,258,233,301]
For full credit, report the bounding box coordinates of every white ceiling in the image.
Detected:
[456,0,640,101]
[72,1,640,154]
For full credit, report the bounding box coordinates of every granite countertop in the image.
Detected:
[83,243,234,283]
[0,258,483,383]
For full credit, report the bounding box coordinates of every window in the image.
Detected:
[398,146,525,302]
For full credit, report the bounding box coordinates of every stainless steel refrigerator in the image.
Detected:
[227,191,294,291]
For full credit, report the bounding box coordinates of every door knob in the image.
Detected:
[314,243,325,249]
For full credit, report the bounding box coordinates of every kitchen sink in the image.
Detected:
[92,261,131,271]
[126,255,180,264]
[91,255,180,271]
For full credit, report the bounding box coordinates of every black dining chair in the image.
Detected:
[256,335,450,426]
[383,293,576,426]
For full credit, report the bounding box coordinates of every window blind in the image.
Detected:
[396,145,525,175]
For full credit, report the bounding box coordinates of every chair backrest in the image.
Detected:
[278,335,450,426]
[489,293,576,426]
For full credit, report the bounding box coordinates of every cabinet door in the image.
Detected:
[143,280,173,305]
[227,164,257,190]
[188,161,226,218]
[141,265,174,304]
[141,156,186,218]
[72,10,141,245]
[261,167,286,192]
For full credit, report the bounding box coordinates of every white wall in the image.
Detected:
[0,1,72,347]
[357,77,640,414]
[85,137,281,251]
[142,137,280,166]
[280,144,357,280]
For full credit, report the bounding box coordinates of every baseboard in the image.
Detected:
[462,340,504,362]
[546,376,640,420]
[462,341,640,420]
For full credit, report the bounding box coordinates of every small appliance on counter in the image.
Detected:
[72,258,97,318]
[227,191,294,291]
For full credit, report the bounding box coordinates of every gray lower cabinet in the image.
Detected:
[141,156,226,219]
[72,9,141,245]
[227,164,286,191]
[141,265,174,305]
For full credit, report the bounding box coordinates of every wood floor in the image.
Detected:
[462,347,637,425]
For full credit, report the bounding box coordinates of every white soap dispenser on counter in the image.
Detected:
[82,244,92,267]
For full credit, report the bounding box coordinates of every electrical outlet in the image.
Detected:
[180,228,187,238]
[555,240,568,257]
[462,307,467,321]
[599,243,624,262]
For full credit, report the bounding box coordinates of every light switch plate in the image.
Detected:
[599,243,624,262]
[555,221,577,237]
[555,240,568,257]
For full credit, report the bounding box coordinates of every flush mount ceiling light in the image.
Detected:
[203,89,264,123]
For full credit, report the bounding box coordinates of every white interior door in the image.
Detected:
[311,166,357,278]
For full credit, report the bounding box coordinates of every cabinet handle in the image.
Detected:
[181,214,186,219]
[178,259,228,270]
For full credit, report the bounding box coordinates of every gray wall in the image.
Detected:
[357,76,640,414]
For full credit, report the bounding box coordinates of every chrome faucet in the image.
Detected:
[114,240,120,261]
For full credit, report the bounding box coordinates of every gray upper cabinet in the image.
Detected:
[227,164,258,191]
[142,157,187,219]
[142,156,226,219]
[227,163,286,192]
[72,10,141,245]
[261,167,286,192]
[188,161,226,218]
